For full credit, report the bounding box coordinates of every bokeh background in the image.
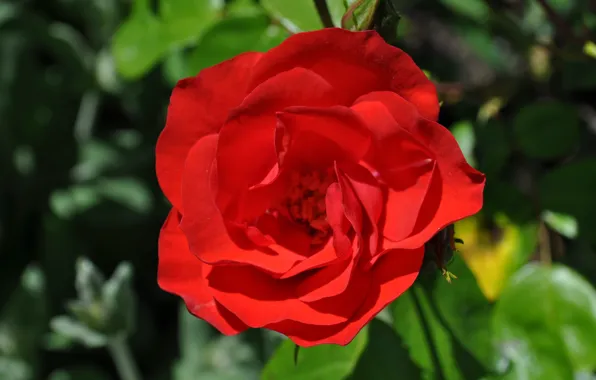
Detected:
[2,0,596,379]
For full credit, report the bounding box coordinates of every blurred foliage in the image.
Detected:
[1,0,596,379]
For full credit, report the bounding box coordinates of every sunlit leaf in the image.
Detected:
[262,327,368,380]
[493,264,596,377]
[112,0,166,79]
[260,0,322,32]
[159,0,224,46]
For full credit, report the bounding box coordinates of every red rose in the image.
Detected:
[156,28,484,347]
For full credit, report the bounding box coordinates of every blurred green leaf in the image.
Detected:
[96,178,153,215]
[262,327,368,380]
[542,211,578,239]
[0,357,32,380]
[440,0,489,23]
[562,61,596,92]
[101,262,136,336]
[451,120,477,167]
[47,367,112,380]
[493,263,596,377]
[174,304,260,380]
[50,316,107,348]
[163,49,191,85]
[476,120,511,176]
[187,14,288,72]
[112,0,166,79]
[260,0,322,32]
[513,101,580,159]
[540,159,596,242]
[159,0,224,46]
[349,319,422,379]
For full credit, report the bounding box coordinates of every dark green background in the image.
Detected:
[2,0,596,379]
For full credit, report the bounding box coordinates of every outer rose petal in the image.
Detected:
[266,247,424,347]
[180,134,300,275]
[157,209,247,335]
[156,52,262,211]
[205,264,358,327]
[249,28,438,120]
[391,119,486,248]
[351,96,436,243]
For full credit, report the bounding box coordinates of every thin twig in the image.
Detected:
[314,0,335,28]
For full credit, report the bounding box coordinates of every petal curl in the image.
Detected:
[180,134,300,275]
[266,247,424,347]
[390,119,486,248]
[156,52,262,211]
[157,209,247,335]
[216,68,340,216]
[249,28,438,119]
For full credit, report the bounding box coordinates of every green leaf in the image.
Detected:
[341,0,380,31]
[0,357,32,380]
[539,159,596,242]
[513,101,580,159]
[451,120,477,168]
[74,257,105,305]
[349,319,422,379]
[541,211,578,239]
[101,261,136,336]
[159,0,224,46]
[47,367,112,380]
[50,316,108,348]
[260,0,322,32]
[493,264,596,377]
[262,327,368,380]
[112,0,166,79]
[439,0,489,23]
[476,120,510,176]
[187,14,288,73]
[0,266,47,355]
[431,256,494,368]
[392,286,464,380]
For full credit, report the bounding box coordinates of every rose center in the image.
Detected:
[283,169,334,245]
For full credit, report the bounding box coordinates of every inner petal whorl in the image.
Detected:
[281,168,335,245]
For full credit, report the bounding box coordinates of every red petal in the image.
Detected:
[216,68,339,215]
[205,264,354,327]
[390,119,486,248]
[277,106,371,169]
[180,134,299,275]
[351,94,437,244]
[267,247,424,347]
[157,209,247,335]
[156,52,262,211]
[336,162,383,256]
[249,28,438,119]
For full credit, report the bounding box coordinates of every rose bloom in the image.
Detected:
[156,28,485,347]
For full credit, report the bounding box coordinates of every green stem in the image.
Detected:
[314,0,335,28]
[108,336,142,380]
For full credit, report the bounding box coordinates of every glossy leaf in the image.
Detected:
[159,0,224,46]
[112,0,166,79]
[260,0,322,32]
[187,14,288,73]
[493,264,596,377]
[349,319,422,379]
[392,286,464,380]
[262,327,368,380]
